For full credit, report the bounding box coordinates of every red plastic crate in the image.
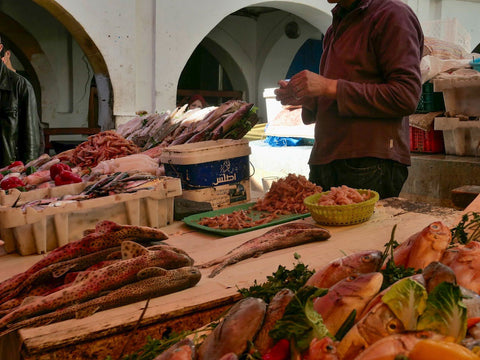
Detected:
[409,126,444,153]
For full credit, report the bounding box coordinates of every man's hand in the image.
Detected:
[274,79,304,106]
[288,70,337,100]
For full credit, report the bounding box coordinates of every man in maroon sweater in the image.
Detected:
[275,0,424,198]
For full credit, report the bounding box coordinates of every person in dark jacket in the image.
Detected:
[0,36,42,167]
[274,0,424,199]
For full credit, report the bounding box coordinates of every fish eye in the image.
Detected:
[325,344,335,352]
[387,321,399,332]
[362,255,372,262]
[431,224,440,230]
[347,275,357,281]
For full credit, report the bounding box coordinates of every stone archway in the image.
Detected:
[31,0,114,130]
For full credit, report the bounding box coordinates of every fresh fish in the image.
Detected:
[5,266,201,335]
[197,297,266,360]
[210,102,254,140]
[352,331,447,360]
[441,242,480,294]
[198,222,331,278]
[0,241,192,330]
[0,221,168,304]
[390,222,451,270]
[313,272,383,336]
[254,288,295,354]
[359,274,425,320]
[305,250,383,288]
[24,153,51,169]
[422,261,457,293]
[336,302,405,360]
[153,338,196,360]
[305,337,339,360]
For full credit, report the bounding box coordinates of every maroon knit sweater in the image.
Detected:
[304,0,424,166]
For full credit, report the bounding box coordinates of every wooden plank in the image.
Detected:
[0,198,461,359]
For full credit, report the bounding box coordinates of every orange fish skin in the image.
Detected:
[306,250,383,289]
[392,222,451,271]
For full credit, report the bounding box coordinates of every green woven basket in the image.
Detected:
[303,189,379,226]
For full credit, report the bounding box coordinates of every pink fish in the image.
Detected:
[305,337,339,360]
[390,222,451,271]
[441,241,480,294]
[0,241,191,330]
[305,250,383,289]
[0,221,168,304]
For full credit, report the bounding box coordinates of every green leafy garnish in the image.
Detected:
[237,253,314,303]
[382,278,428,330]
[451,212,480,244]
[417,282,467,342]
[379,225,421,290]
[269,286,329,352]
[26,166,36,175]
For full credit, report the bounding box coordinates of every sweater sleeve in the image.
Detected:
[18,80,41,162]
[337,4,424,118]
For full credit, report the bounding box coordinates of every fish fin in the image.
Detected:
[106,250,122,260]
[75,306,101,319]
[121,241,149,259]
[52,263,78,278]
[82,228,96,236]
[95,220,122,234]
[72,271,97,285]
[137,267,168,280]
[20,296,42,306]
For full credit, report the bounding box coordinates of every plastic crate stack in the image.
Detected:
[409,81,445,153]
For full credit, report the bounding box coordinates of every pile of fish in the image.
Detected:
[16,171,161,211]
[117,100,258,154]
[0,220,200,335]
[151,221,480,359]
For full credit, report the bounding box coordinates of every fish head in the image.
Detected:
[406,222,452,270]
[422,261,457,293]
[336,303,405,360]
[306,337,339,360]
[306,250,382,289]
[314,272,383,336]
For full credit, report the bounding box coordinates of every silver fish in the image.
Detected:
[199,222,331,278]
[197,297,266,360]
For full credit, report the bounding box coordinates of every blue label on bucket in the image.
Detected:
[164,155,250,190]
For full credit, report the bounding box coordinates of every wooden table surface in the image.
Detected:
[0,197,468,359]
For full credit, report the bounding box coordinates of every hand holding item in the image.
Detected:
[287,70,337,100]
[274,79,304,106]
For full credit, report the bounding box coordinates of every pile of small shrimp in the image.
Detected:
[253,173,322,215]
[317,185,371,206]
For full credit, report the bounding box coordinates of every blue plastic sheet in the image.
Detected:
[264,136,313,147]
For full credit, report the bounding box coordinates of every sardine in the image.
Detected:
[197,297,266,360]
[210,103,254,140]
[336,302,405,360]
[254,288,295,354]
[305,250,383,289]
[198,222,331,278]
[314,272,383,336]
[0,241,192,330]
[390,222,451,270]
[5,266,201,335]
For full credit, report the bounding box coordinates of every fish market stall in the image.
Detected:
[0,194,466,360]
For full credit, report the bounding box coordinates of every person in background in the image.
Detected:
[274,0,424,199]
[1,48,15,72]
[0,35,42,166]
[187,94,207,110]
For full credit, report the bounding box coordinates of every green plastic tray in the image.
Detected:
[183,202,310,236]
